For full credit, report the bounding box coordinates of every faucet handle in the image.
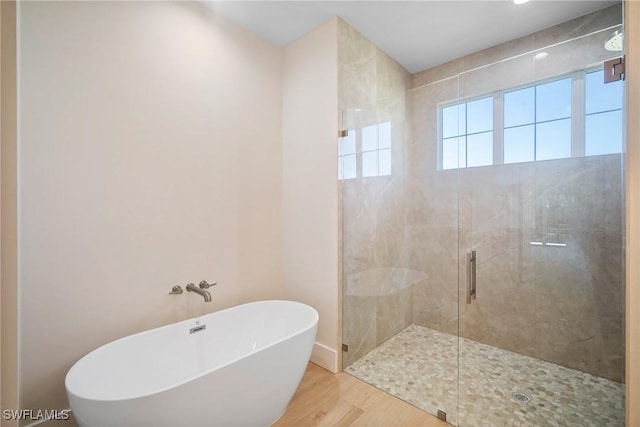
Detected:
[169,285,183,295]
[199,280,217,290]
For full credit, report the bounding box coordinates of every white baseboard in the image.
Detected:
[310,341,338,373]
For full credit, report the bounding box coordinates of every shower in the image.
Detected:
[339,3,625,426]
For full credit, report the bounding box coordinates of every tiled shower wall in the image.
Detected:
[341,5,625,382]
[408,4,624,382]
[338,19,414,367]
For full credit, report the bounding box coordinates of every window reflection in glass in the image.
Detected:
[339,122,393,179]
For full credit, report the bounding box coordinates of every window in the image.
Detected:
[585,69,623,155]
[441,97,493,169]
[504,78,572,163]
[439,68,623,170]
[339,121,392,180]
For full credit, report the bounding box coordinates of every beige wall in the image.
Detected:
[282,18,340,372]
[1,2,19,426]
[626,1,640,424]
[19,1,283,416]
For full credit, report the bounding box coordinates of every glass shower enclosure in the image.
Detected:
[340,3,625,426]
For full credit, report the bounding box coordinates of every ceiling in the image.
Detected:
[205,0,618,74]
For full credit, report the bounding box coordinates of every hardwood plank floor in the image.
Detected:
[274,362,449,427]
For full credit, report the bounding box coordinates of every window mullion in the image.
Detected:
[356,128,363,178]
[533,86,538,161]
[437,105,443,170]
[464,103,468,168]
[494,92,504,165]
[572,71,586,157]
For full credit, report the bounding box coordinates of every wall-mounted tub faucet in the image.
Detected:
[199,280,217,290]
[169,285,183,295]
[186,283,212,302]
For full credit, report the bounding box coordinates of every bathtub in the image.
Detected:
[65,300,318,427]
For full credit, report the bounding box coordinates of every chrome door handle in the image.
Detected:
[467,250,476,304]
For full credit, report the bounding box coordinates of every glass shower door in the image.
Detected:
[456,11,626,426]
[338,17,465,421]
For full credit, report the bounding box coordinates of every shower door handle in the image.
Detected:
[466,250,476,304]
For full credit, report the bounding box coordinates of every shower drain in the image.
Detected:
[512,392,532,403]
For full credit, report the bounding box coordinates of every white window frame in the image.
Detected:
[437,66,619,170]
[437,94,497,170]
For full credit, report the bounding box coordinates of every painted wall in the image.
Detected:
[1,2,19,426]
[19,1,284,416]
[282,18,340,372]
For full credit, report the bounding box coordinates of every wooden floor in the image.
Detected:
[274,362,449,427]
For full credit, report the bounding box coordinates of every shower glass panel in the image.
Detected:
[340,75,463,423]
[456,7,625,426]
[340,3,625,427]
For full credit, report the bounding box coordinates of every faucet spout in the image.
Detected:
[186,283,212,302]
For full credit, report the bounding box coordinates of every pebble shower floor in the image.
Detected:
[345,325,624,427]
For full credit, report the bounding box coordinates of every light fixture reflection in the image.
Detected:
[534,52,549,60]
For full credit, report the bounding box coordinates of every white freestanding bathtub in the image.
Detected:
[65,300,318,427]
